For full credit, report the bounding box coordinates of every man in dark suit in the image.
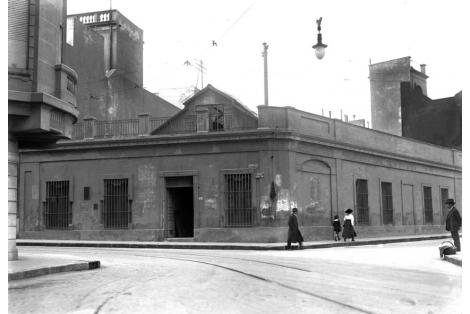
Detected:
[445,199,462,252]
[286,207,304,250]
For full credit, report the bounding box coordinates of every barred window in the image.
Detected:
[209,105,224,131]
[381,182,393,225]
[224,173,252,227]
[423,186,433,224]
[103,179,130,229]
[355,179,369,225]
[44,181,71,229]
[440,188,448,224]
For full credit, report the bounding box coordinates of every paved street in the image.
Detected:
[9,240,461,314]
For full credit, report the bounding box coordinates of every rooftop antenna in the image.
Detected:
[193,59,206,89]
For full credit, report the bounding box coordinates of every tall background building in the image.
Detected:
[65,10,179,121]
[8,0,79,260]
[369,56,461,149]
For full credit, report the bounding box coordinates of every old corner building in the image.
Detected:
[18,84,462,243]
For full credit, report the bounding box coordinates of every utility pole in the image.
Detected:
[109,0,113,70]
[262,42,269,106]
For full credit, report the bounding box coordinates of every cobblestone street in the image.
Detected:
[9,240,461,314]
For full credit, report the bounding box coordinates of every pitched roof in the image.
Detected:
[184,84,257,118]
[151,84,257,135]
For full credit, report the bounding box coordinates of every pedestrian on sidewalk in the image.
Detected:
[286,207,304,250]
[342,208,357,242]
[332,214,342,241]
[445,198,461,252]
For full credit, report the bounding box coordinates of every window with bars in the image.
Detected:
[102,178,130,229]
[209,105,224,131]
[423,186,433,224]
[355,179,369,225]
[440,188,449,224]
[381,182,393,225]
[44,181,72,229]
[224,173,253,227]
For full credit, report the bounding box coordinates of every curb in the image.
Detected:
[16,235,450,251]
[443,255,462,267]
[9,260,100,281]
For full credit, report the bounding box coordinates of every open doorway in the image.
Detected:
[165,176,194,238]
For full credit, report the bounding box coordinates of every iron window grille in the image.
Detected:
[440,188,449,224]
[209,105,224,131]
[102,178,131,229]
[224,173,253,227]
[381,182,393,225]
[355,179,369,225]
[44,181,71,229]
[423,186,433,224]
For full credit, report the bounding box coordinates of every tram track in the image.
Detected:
[22,247,378,313]
[128,254,378,314]
[20,246,451,313]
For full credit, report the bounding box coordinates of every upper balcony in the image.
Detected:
[8,87,79,147]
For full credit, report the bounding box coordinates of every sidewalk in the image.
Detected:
[17,233,452,250]
[8,252,100,281]
[11,233,460,281]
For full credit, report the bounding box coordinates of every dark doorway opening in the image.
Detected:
[165,176,194,238]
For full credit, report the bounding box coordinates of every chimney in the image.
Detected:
[420,64,426,74]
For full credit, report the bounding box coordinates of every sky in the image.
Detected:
[67,0,465,124]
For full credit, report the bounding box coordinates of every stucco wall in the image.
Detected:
[18,127,461,242]
[369,57,411,136]
[64,16,179,121]
[36,0,64,95]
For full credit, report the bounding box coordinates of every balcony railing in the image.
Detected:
[77,11,112,25]
[71,114,257,140]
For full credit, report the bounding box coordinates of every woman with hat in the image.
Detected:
[342,208,357,242]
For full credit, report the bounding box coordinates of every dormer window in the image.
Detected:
[209,105,224,131]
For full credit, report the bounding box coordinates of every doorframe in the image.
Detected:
[159,170,199,238]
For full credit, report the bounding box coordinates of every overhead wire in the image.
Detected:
[70,1,258,104]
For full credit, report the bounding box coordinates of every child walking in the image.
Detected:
[332,214,342,241]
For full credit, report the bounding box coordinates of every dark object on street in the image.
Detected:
[439,241,457,258]
[286,208,304,250]
[445,198,462,251]
[332,214,342,241]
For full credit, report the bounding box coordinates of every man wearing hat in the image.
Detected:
[286,207,304,250]
[445,198,461,252]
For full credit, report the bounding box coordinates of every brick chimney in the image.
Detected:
[420,64,426,75]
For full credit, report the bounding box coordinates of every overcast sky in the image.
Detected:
[67,0,465,124]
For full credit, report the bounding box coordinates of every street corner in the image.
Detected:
[9,260,101,281]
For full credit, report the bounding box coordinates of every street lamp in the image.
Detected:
[312,17,327,59]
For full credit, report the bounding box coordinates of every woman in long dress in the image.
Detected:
[342,208,357,242]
